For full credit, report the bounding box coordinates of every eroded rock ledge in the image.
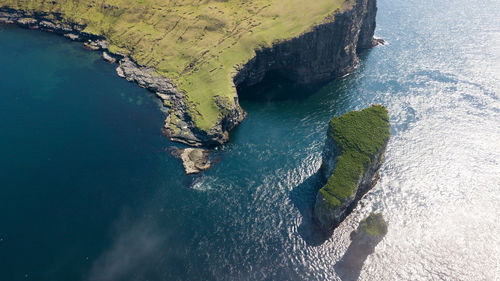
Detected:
[313,105,390,233]
[0,0,379,147]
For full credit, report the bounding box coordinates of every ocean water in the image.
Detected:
[0,0,499,280]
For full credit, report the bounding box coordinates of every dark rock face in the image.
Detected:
[234,0,379,88]
[0,0,379,147]
[357,0,378,51]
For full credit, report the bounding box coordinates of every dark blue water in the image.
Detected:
[1,0,499,280]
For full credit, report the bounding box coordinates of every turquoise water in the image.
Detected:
[1,0,499,280]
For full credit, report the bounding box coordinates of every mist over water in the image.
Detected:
[1,0,499,280]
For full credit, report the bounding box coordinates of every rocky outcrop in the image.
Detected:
[170,147,212,174]
[314,140,387,232]
[0,0,379,147]
[115,58,246,147]
[102,52,116,64]
[313,105,390,233]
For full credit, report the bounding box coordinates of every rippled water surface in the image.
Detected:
[1,0,499,280]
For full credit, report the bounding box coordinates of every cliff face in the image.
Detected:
[357,0,378,51]
[0,0,378,147]
[313,105,390,233]
[234,0,378,88]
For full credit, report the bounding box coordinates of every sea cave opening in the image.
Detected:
[236,70,325,103]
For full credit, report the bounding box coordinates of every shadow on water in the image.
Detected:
[334,230,380,281]
[289,171,333,246]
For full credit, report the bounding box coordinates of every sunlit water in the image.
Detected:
[1,0,499,280]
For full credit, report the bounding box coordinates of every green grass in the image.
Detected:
[1,0,346,131]
[360,212,388,236]
[319,105,390,209]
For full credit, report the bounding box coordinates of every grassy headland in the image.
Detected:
[1,0,346,130]
[319,105,390,209]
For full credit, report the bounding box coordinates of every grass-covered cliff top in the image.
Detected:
[319,105,390,209]
[1,0,346,130]
[360,212,388,236]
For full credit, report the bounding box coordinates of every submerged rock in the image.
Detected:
[171,147,212,175]
[352,212,388,247]
[313,105,390,233]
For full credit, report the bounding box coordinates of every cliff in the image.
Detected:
[234,0,378,88]
[0,0,379,147]
[314,105,390,233]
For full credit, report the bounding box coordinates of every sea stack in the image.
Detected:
[313,105,390,232]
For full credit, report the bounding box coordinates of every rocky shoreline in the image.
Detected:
[0,7,226,147]
[0,0,380,148]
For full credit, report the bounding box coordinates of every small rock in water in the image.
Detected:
[170,147,212,174]
[373,37,386,46]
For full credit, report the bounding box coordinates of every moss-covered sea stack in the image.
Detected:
[0,0,380,146]
[314,105,390,232]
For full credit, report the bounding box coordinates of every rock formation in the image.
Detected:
[314,105,390,232]
[170,147,212,174]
